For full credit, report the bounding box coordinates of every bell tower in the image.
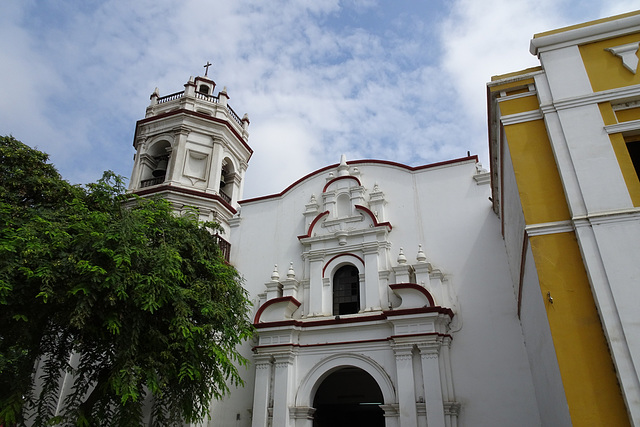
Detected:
[128,69,252,241]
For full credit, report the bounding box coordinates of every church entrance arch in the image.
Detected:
[312,367,384,427]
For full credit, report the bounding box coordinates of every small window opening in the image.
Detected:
[333,265,360,315]
[337,193,351,217]
[626,136,640,180]
[198,85,210,95]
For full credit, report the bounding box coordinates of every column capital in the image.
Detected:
[391,343,414,359]
[273,351,297,367]
[379,403,399,417]
[289,406,316,420]
[172,125,191,137]
[417,341,441,358]
[362,242,381,255]
[444,401,461,416]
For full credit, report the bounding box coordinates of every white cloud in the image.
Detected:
[0,0,637,198]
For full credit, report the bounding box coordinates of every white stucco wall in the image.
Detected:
[206,158,541,426]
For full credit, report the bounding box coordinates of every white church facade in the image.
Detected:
[128,76,544,426]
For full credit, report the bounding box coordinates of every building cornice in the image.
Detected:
[530,12,640,55]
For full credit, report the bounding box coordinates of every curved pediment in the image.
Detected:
[390,283,436,309]
[254,296,301,323]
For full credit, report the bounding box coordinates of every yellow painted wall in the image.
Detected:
[503,119,570,224]
[530,232,630,426]
[615,106,640,123]
[489,77,536,91]
[580,33,640,92]
[498,95,539,116]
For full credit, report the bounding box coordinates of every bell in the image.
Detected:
[152,157,168,177]
[219,173,226,188]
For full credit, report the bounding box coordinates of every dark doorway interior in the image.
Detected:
[313,367,385,427]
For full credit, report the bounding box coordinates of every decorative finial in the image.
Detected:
[416,244,427,263]
[271,264,280,281]
[475,162,487,174]
[397,248,407,265]
[287,262,295,279]
[338,154,349,176]
[203,61,212,77]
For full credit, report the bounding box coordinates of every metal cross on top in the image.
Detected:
[203,61,212,77]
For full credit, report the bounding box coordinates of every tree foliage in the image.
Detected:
[0,136,253,426]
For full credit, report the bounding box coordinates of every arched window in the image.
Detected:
[198,84,210,95]
[333,265,360,315]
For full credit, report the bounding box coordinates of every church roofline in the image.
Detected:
[240,155,478,204]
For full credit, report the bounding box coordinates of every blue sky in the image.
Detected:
[1,0,636,198]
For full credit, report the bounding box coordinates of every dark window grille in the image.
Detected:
[214,234,231,261]
[333,265,360,315]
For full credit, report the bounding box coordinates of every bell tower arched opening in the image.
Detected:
[312,367,384,427]
[219,157,236,203]
[140,140,171,187]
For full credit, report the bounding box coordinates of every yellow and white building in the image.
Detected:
[488,10,640,426]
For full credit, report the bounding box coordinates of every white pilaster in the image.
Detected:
[418,343,446,427]
[363,245,381,310]
[307,254,324,316]
[168,127,189,184]
[392,344,418,426]
[251,355,272,427]
[272,351,297,427]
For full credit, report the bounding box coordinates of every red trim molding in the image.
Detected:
[323,176,362,192]
[254,305,453,328]
[517,231,529,319]
[132,185,237,214]
[384,306,454,317]
[253,296,301,323]
[389,283,435,307]
[240,156,478,204]
[354,205,392,230]
[253,332,453,351]
[298,211,329,240]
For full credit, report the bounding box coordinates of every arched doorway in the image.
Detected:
[313,367,384,427]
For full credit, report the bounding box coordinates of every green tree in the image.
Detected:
[0,136,253,426]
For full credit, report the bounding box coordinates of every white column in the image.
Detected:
[251,355,272,427]
[129,138,146,190]
[206,137,224,194]
[418,343,446,427]
[168,127,189,184]
[392,344,417,426]
[307,253,324,316]
[272,352,296,427]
